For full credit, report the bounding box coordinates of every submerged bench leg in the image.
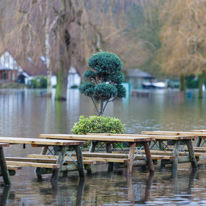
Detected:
[195,136,202,147]
[0,147,11,185]
[51,146,67,182]
[35,146,48,180]
[143,142,154,174]
[75,145,85,178]
[186,139,198,169]
[106,143,113,172]
[172,140,180,173]
[127,143,135,175]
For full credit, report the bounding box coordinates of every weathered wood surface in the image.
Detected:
[8,156,95,165]
[86,133,197,140]
[191,130,206,133]
[51,146,67,181]
[135,150,204,157]
[75,145,85,178]
[143,142,154,174]
[186,139,198,168]
[28,154,129,163]
[172,141,180,173]
[0,143,9,147]
[127,143,135,174]
[0,147,11,185]
[142,131,199,136]
[0,137,86,146]
[7,165,22,170]
[39,134,155,142]
[6,161,60,168]
[28,152,175,161]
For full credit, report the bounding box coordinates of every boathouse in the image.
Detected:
[127,69,155,89]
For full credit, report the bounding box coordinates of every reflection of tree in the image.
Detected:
[55,101,67,133]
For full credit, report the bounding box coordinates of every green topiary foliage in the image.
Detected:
[79,51,126,115]
[72,115,125,135]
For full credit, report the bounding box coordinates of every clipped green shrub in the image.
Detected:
[79,51,126,116]
[72,115,125,135]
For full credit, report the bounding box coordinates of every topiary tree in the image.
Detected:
[79,51,126,115]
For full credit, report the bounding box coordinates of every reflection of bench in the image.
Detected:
[131,91,149,97]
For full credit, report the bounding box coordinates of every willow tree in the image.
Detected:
[79,52,126,116]
[159,0,206,95]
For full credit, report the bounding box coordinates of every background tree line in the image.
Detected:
[0,0,205,100]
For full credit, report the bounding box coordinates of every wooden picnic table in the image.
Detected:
[0,143,10,185]
[0,137,86,182]
[141,131,198,172]
[39,134,155,174]
[190,130,206,147]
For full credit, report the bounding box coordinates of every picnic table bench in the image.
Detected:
[141,131,198,171]
[0,137,86,183]
[39,134,156,174]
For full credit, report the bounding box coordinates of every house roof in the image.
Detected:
[0,65,12,71]
[127,69,154,78]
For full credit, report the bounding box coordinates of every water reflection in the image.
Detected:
[1,89,206,205]
[0,185,12,206]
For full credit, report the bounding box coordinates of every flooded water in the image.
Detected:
[0,88,206,205]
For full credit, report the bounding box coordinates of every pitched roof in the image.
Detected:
[127,69,154,78]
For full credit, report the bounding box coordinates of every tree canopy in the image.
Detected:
[79,51,126,115]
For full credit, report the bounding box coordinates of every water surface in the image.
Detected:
[0,88,206,205]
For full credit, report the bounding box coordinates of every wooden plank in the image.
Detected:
[6,157,95,165]
[143,142,154,174]
[0,137,85,146]
[27,154,128,163]
[86,133,197,140]
[7,166,22,170]
[39,134,154,142]
[137,150,205,157]
[186,139,198,168]
[172,141,180,172]
[0,147,11,185]
[0,143,9,147]
[6,161,60,169]
[75,145,85,178]
[28,153,175,161]
[191,130,206,133]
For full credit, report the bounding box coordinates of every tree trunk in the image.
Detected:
[179,74,186,92]
[99,100,104,116]
[45,0,52,94]
[198,72,206,99]
[55,62,68,101]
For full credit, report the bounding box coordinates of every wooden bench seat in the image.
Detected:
[6,161,60,169]
[6,157,95,165]
[7,165,22,170]
[27,152,175,163]
[137,150,205,157]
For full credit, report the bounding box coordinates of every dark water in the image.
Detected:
[0,88,206,205]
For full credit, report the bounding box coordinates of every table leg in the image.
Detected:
[75,145,85,178]
[186,139,198,169]
[89,141,98,152]
[195,136,202,147]
[35,146,48,180]
[106,143,113,171]
[51,146,67,182]
[143,142,154,174]
[127,143,135,175]
[0,147,11,185]
[172,140,180,173]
